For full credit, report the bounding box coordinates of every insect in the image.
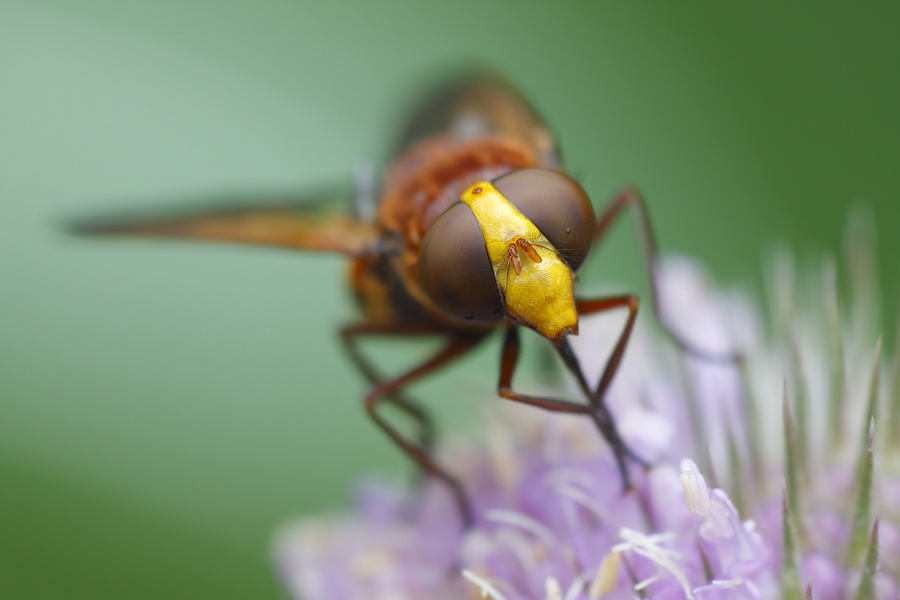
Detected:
[71,73,730,526]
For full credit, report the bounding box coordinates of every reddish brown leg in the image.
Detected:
[595,186,739,362]
[341,322,451,454]
[498,295,646,489]
[576,295,648,477]
[351,328,485,527]
[499,327,596,417]
[574,295,640,401]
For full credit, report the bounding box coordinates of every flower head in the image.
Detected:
[274,211,897,599]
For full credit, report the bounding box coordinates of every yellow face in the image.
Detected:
[460,182,578,344]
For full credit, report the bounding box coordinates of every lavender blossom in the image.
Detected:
[274,213,896,599]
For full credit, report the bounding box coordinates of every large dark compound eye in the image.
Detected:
[493,168,595,271]
[417,202,504,324]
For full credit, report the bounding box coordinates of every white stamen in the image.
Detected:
[494,529,538,571]
[563,575,587,600]
[635,573,661,591]
[486,509,559,549]
[612,530,676,553]
[694,578,744,593]
[544,577,563,600]
[462,569,509,600]
[554,485,609,522]
[614,528,694,600]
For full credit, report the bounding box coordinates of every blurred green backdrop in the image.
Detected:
[2,2,899,598]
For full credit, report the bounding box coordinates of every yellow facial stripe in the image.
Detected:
[460,182,578,343]
[459,182,548,267]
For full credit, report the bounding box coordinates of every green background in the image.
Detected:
[2,3,899,598]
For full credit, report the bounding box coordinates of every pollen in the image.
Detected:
[589,551,621,598]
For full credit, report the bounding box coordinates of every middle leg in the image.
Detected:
[341,322,445,456]
[361,331,485,527]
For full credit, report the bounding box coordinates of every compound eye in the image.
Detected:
[418,201,504,324]
[493,168,595,271]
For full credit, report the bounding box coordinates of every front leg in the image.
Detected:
[497,325,645,490]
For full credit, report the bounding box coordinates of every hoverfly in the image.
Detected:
[71,73,728,526]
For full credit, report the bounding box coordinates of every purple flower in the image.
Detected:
[274,213,896,599]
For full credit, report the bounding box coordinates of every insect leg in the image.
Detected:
[361,332,485,527]
[497,325,642,490]
[573,295,648,477]
[594,186,739,362]
[574,295,639,402]
[341,322,448,454]
[498,327,594,416]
